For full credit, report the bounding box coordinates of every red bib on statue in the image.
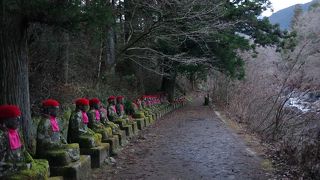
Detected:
[82,111,89,124]
[8,129,22,150]
[50,116,60,132]
[95,110,101,121]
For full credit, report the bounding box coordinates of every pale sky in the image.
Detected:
[262,0,313,16]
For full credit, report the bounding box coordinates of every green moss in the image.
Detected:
[10,159,49,180]
[65,143,79,149]
[44,150,71,166]
[261,159,274,171]
[79,134,101,148]
[105,127,113,136]
[48,177,63,180]
[133,112,145,118]
[63,108,72,122]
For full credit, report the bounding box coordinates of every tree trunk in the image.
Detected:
[105,26,116,65]
[0,16,33,151]
[97,34,103,80]
[63,33,70,84]
[161,73,177,102]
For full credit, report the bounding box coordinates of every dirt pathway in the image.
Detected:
[92,97,271,180]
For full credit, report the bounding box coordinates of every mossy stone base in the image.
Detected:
[43,149,72,167]
[50,155,91,180]
[132,112,145,119]
[130,121,139,136]
[134,118,145,130]
[114,130,128,146]
[147,115,154,124]
[39,143,80,167]
[48,176,63,180]
[144,117,150,127]
[78,134,102,148]
[80,143,109,168]
[102,135,120,155]
[117,124,133,137]
[114,119,126,127]
[9,159,50,180]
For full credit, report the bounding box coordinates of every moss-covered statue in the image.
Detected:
[106,96,118,122]
[88,98,121,153]
[67,98,101,148]
[36,99,80,166]
[99,103,127,146]
[116,96,139,134]
[0,105,49,179]
[140,96,155,122]
[99,104,120,133]
[88,98,109,138]
[115,96,126,117]
[107,96,135,136]
[131,99,146,118]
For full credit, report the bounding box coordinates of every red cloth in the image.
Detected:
[89,98,100,106]
[111,105,117,113]
[8,129,22,150]
[95,110,101,121]
[81,111,89,124]
[120,104,124,112]
[0,105,21,121]
[75,98,89,106]
[108,96,115,102]
[42,99,60,107]
[50,116,60,132]
[116,96,124,101]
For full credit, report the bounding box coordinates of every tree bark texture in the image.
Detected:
[105,26,116,65]
[0,12,33,150]
[161,74,177,102]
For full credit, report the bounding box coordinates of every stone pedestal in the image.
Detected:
[103,135,120,155]
[134,118,145,130]
[131,121,139,135]
[8,159,50,180]
[50,155,91,180]
[38,143,80,167]
[114,121,134,137]
[144,117,150,127]
[49,176,64,180]
[114,130,127,146]
[80,143,109,168]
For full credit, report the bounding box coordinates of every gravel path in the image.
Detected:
[92,97,270,180]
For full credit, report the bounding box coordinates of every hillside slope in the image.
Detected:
[268,1,315,30]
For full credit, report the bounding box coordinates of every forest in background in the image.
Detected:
[210,1,320,178]
[1,0,285,150]
[1,0,319,178]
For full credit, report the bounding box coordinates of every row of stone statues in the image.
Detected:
[0,94,174,179]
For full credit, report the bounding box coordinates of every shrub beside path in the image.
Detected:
[92,95,273,180]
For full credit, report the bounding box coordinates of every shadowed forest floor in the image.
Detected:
[92,95,273,180]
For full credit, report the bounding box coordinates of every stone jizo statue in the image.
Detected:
[88,98,112,141]
[36,99,80,166]
[67,98,101,148]
[0,105,33,177]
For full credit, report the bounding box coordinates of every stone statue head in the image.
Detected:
[0,105,21,130]
[116,96,124,104]
[107,96,116,105]
[42,99,60,117]
[75,98,90,112]
[89,98,100,110]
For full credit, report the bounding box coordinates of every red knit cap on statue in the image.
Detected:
[116,96,124,101]
[108,96,115,102]
[89,98,100,106]
[42,99,60,107]
[0,105,21,121]
[75,98,89,106]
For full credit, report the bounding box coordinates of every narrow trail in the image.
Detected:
[93,96,271,180]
